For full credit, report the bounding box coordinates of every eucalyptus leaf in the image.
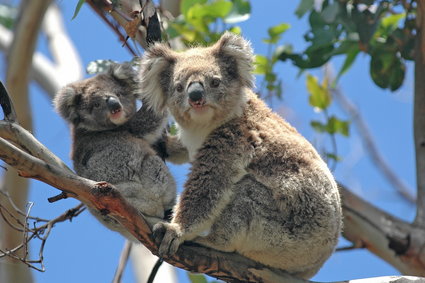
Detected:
[295,0,314,18]
[224,0,251,24]
[72,0,85,20]
[306,75,331,110]
[188,273,208,283]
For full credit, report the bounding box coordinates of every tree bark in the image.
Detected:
[414,0,425,229]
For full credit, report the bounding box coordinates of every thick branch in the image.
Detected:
[414,0,425,228]
[341,185,425,276]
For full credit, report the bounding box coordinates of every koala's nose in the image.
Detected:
[106,96,122,112]
[187,82,204,102]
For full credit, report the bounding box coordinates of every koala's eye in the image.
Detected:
[93,102,101,108]
[176,83,184,93]
[210,77,221,88]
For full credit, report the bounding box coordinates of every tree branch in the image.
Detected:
[414,0,425,228]
[340,184,425,276]
[331,87,416,203]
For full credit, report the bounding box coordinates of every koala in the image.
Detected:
[139,32,343,279]
[54,63,176,240]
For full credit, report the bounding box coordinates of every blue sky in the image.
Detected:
[0,0,417,282]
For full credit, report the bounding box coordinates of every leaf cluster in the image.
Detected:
[167,0,251,45]
[279,0,416,91]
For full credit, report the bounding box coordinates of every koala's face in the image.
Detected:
[140,32,255,127]
[54,63,140,131]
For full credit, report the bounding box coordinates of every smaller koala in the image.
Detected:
[54,63,176,240]
[139,32,342,279]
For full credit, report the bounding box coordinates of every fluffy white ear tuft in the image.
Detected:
[214,32,255,89]
[139,43,176,113]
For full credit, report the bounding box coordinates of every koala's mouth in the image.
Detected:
[110,108,122,118]
[109,108,127,125]
[189,99,206,110]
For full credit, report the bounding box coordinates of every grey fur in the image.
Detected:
[140,32,342,278]
[54,63,176,240]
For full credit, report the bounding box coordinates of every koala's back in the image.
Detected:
[73,129,150,182]
[73,128,176,227]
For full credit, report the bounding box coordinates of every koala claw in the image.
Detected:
[153,222,183,257]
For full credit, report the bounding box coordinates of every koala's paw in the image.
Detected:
[153,222,184,257]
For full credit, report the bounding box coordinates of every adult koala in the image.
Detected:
[139,32,342,278]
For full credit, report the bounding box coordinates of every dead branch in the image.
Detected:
[0,195,85,271]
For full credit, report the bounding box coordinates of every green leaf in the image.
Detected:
[381,13,405,30]
[321,2,339,24]
[72,0,85,20]
[311,120,327,133]
[336,47,359,82]
[206,0,233,18]
[181,0,207,18]
[253,55,268,75]
[327,116,350,136]
[224,0,251,24]
[311,117,350,136]
[0,4,17,29]
[326,153,341,161]
[86,59,116,74]
[264,23,290,44]
[228,25,242,35]
[188,273,208,283]
[306,75,331,110]
[370,52,405,91]
[295,0,314,18]
[268,23,291,38]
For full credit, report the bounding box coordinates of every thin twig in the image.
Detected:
[332,87,416,203]
[0,200,85,271]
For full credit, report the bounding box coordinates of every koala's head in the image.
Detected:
[54,63,140,131]
[139,32,254,128]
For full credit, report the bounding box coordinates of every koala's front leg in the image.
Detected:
[153,126,250,257]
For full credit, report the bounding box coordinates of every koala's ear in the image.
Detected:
[213,32,255,89]
[108,62,140,94]
[54,86,82,125]
[139,43,176,113]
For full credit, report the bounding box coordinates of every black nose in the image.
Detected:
[106,96,121,112]
[187,82,204,102]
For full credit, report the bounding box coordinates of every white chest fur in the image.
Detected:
[178,124,214,161]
